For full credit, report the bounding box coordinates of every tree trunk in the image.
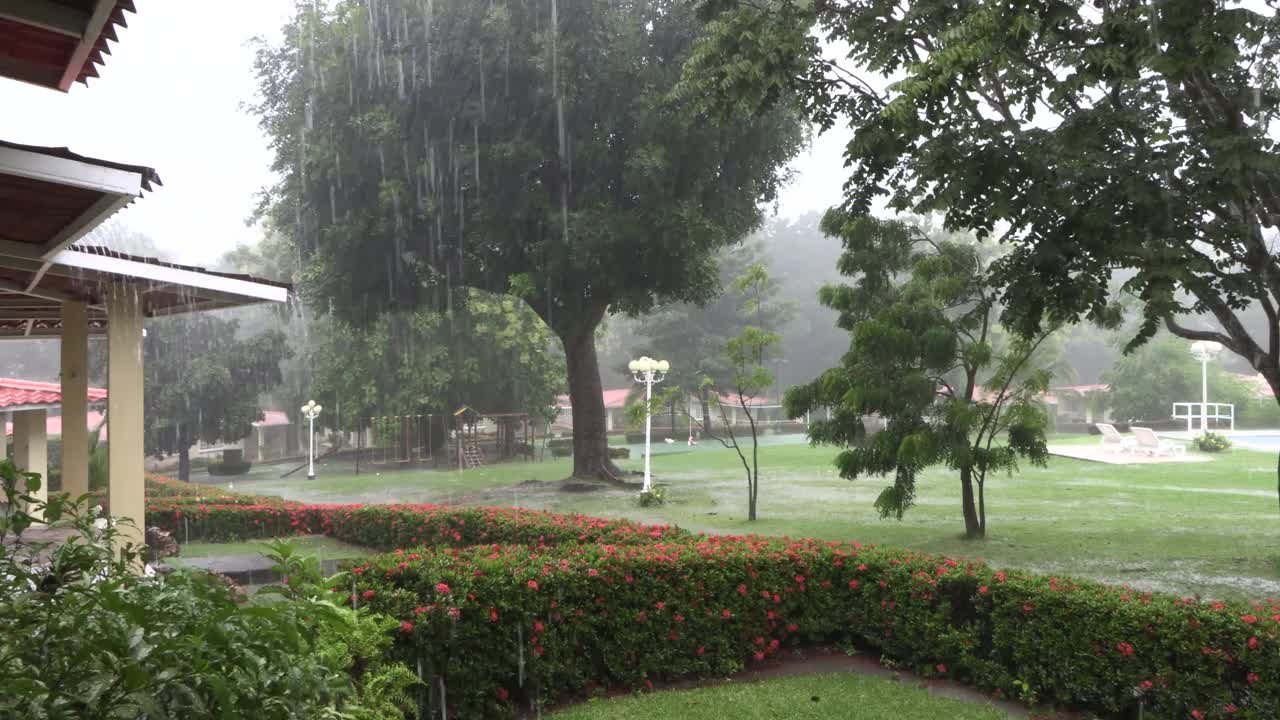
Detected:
[178,443,191,483]
[699,388,711,438]
[959,465,983,539]
[561,327,627,483]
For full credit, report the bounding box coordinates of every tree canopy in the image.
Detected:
[252,0,804,479]
[784,214,1051,538]
[144,314,291,480]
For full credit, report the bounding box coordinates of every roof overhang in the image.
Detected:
[0,141,289,338]
[0,0,135,92]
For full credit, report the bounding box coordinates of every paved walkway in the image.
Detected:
[1047,444,1209,465]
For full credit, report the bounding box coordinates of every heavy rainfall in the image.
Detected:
[1,1,1279,719]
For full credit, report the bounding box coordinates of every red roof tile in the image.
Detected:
[0,377,106,410]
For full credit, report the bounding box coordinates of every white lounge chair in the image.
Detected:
[1095,423,1134,453]
[1130,427,1186,457]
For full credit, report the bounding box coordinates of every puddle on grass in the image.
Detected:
[1018,558,1280,600]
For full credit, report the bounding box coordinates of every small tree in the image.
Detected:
[783,213,1052,539]
[639,263,780,521]
[1104,334,1255,425]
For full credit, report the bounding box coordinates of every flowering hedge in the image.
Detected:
[145,501,689,548]
[350,537,1280,719]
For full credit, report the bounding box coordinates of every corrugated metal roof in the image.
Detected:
[0,1,137,92]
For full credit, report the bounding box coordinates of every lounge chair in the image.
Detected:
[1095,423,1134,453]
[1130,427,1186,457]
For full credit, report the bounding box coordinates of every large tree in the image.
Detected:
[252,0,803,480]
[144,314,291,481]
[682,0,1280,501]
[784,214,1052,538]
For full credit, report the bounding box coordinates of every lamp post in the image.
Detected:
[1188,341,1223,434]
[301,400,323,479]
[629,356,669,493]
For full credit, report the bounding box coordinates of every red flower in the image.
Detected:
[497,687,509,701]
[753,652,765,661]
[754,636,765,646]
[362,590,376,600]
[787,623,799,633]
[448,607,461,620]
[1247,672,1260,684]
[935,664,946,674]
[695,646,705,656]
[722,609,732,619]
[533,645,544,656]
[848,579,860,590]
[414,606,428,615]
[1022,603,1034,615]
[490,608,499,622]
[1192,710,1204,720]
[737,584,748,595]
[527,580,539,590]
[588,568,599,577]
[978,586,989,595]
[1248,636,1260,650]
[1225,703,1238,714]
[1241,614,1258,624]
[1139,680,1153,691]
[435,582,450,595]
[857,563,868,572]
[995,571,1007,583]
[655,601,665,610]
[399,621,414,633]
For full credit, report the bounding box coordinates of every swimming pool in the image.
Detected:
[1225,433,1280,451]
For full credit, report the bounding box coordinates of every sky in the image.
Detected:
[0,0,850,268]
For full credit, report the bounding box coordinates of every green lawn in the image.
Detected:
[550,673,1010,719]
[195,433,1280,599]
[172,534,369,560]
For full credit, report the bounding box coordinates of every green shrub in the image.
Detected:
[208,460,253,476]
[145,501,690,547]
[551,444,572,458]
[608,446,631,460]
[637,485,666,506]
[1196,432,1233,453]
[352,538,1280,719]
[0,464,415,720]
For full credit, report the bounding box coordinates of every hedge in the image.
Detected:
[350,538,1280,719]
[145,501,689,548]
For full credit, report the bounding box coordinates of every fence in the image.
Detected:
[1171,402,1235,431]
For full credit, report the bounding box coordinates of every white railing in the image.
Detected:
[1171,402,1235,431]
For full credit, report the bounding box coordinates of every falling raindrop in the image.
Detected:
[479,46,487,120]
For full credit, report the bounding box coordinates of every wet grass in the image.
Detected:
[549,673,1011,720]
[200,433,1280,599]
[172,534,369,560]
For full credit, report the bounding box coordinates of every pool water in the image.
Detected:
[1225,434,1280,451]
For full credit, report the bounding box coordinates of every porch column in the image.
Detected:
[61,301,90,498]
[13,409,48,518]
[107,287,145,552]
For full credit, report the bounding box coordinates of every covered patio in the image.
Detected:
[0,139,288,546]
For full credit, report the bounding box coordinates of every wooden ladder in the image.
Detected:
[463,443,486,468]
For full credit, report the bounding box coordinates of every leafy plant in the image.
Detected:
[637,485,667,507]
[0,463,407,720]
[1196,432,1233,453]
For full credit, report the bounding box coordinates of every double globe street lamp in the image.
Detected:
[628,356,669,493]
[301,400,323,480]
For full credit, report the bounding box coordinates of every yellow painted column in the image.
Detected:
[60,301,90,499]
[13,408,48,519]
[107,287,145,553]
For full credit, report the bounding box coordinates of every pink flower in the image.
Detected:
[414,606,428,615]
[527,580,539,590]
[399,621,414,633]
[1192,710,1204,720]
[534,620,545,633]
[935,664,946,674]
[1116,642,1135,657]
[754,636,765,646]
[1139,680,1153,691]
[737,584,748,595]
[1241,614,1258,624]
[1225,703,1238,714]
[490,608,499,622]
[588,568,599,577]
[753,652,765,661]
[655,601,665,610]
[497,687,509,701]
[995,571,1007,583]
[1248,636,1260,650]
[1247,672,1260,684]
[857,564,868,571]
[978,586,989,595]
[721,609,732,619]
[448,607,461,620]
[435,582,450,594]
[848,579,860,590]
[674,613,684,623]
[362,589,376,600]
[695,646,705,656]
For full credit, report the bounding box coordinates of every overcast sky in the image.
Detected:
[0,0,848,268]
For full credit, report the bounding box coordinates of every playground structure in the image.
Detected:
[349,408,537,472]
[452,407,535,469]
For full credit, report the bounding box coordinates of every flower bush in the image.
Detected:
[348,537,1280,719]
[145,500,689,548]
